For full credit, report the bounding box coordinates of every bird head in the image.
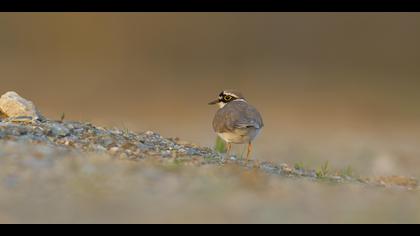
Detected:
[208,90,246,108]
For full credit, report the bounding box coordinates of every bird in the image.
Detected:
[209,90,264,161]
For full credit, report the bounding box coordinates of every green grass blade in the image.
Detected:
[214,136,227,153]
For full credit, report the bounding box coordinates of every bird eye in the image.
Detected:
[224,95,233,101]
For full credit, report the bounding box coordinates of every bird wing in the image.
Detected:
[213,101,263,133]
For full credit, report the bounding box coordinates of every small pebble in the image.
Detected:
[109,147,120,154]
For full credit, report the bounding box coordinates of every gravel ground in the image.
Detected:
[0,118,419,223]
[0,117,417,189]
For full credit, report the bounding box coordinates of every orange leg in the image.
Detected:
[226,143,232,158]
[246,142,252,161]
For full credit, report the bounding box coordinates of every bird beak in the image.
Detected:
[208,99,219,105]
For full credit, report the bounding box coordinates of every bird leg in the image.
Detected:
[226,143,232,157]
[246,142,252,161]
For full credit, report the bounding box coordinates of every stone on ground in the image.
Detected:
[0,91,43,120]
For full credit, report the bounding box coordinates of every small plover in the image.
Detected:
[209,90,264,160]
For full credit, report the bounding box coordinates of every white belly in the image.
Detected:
[217,128,261,144]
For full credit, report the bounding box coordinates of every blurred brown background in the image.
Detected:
[1,13,420,176]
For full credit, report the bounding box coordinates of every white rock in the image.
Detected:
[0,91,43,120]
[109,147,120,154]
[145,131,154,136]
